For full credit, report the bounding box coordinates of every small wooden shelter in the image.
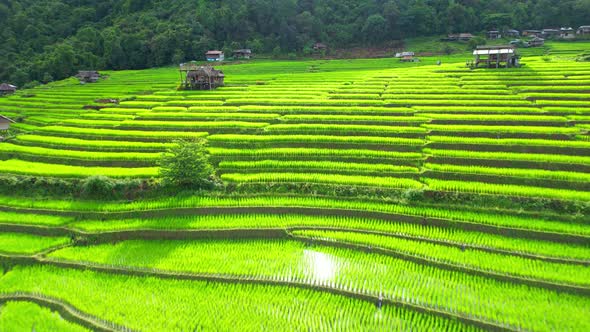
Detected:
[528,37,545,47]
[487,30,502,39]
[75,71,100,84]
[233,49,252,59]
[205,51,224,62]
[577,26,590,35]
[522,30,541,37]
[0,115,15,131]
[0,83,16,96]
[560,27,575,39]
[505,29,520,38]
[445,33,474,41]
[395,52,418,62]
[313,43,328,51]
[542,29,560,38]
[472,45,519,68]
[179,63,224,90]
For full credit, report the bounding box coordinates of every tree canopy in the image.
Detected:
[1,0,588,86]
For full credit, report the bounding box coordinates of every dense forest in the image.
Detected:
[1,0,589,86]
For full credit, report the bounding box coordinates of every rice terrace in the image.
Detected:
[1,2,590,331]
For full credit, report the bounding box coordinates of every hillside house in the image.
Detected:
[473,45,520,68]
[542,29,560,38]
[505,29,520,38]
[528,36,545,47]
[179,63,224,90]
[75,71,100,84]
[313,43,328,52]
[560,27,576,39]
[446,33,475,41]
[522,30,542,37]
[0,115,14,131]
[0,83,16,96]
[206,51,224,62]
[487,30,502,39]
[395,52,418,62]
[233,49,252,59]
[577,26,590,35]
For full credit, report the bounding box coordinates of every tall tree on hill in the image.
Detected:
[362,14,388,44]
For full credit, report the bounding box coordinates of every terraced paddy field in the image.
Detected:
[0,44,589,331]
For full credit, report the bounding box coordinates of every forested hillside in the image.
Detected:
[1,0,589,85]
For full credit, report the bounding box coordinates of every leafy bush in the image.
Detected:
[468,37,486,49]
[81,175,115,199]
[159,139,217,189]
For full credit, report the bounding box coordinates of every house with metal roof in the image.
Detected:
[445,33,475,41]
[542,29,560,38]
[0,83,17,96]
[395,52,418,62]
[233,49,252,59]
[528,36,545,47]
[487,30,502,39]
[472,45,519,68]
[505,29,520,38]
[206,51,224,62]
[522,30,542,37]
[560,27,576,40]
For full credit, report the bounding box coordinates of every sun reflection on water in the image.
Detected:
[303,249,337,282]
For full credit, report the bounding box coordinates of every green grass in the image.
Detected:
[293,229,590,286]
[0,143,162,163]
[221,172,424,189]
[219,160,419,175]
[210,148,423,161]
[0,301,89,332]
[2,53,590,329]
[0,195,585,236]
[64,213,590,261]
[264,124,427,136]
[32,125,208,141]
[15,134,175,152]
[0,232,69,254]
[427,136,590,148]
[208,134,425,147]
[0,265,477,332]
[0,211,73,226]
[423,178,590,201]
[425,148,590,165]
[0,159,159,178]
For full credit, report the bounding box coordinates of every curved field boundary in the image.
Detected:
[286,226,590,266]
[0,206,588,244]
[423,171,590,191]
[210,142,424,152]
[2,222,587,267]
[427,120,569,126]
[0,154,154,168]
[288,231,590,296]
[218,168,421,179]
[426,131,574,140]
[426,143,590,156]
[0,256,514,332]
[2,230,589,296]
[427,156,590,173]
[0,293,131,332]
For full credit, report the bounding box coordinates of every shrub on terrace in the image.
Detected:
[159,139,217,189]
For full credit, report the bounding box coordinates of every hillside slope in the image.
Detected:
[1,0,590,85]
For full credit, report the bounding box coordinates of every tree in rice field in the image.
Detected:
[159,139,217,189]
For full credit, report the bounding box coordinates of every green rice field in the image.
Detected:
[0,42,589,331]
